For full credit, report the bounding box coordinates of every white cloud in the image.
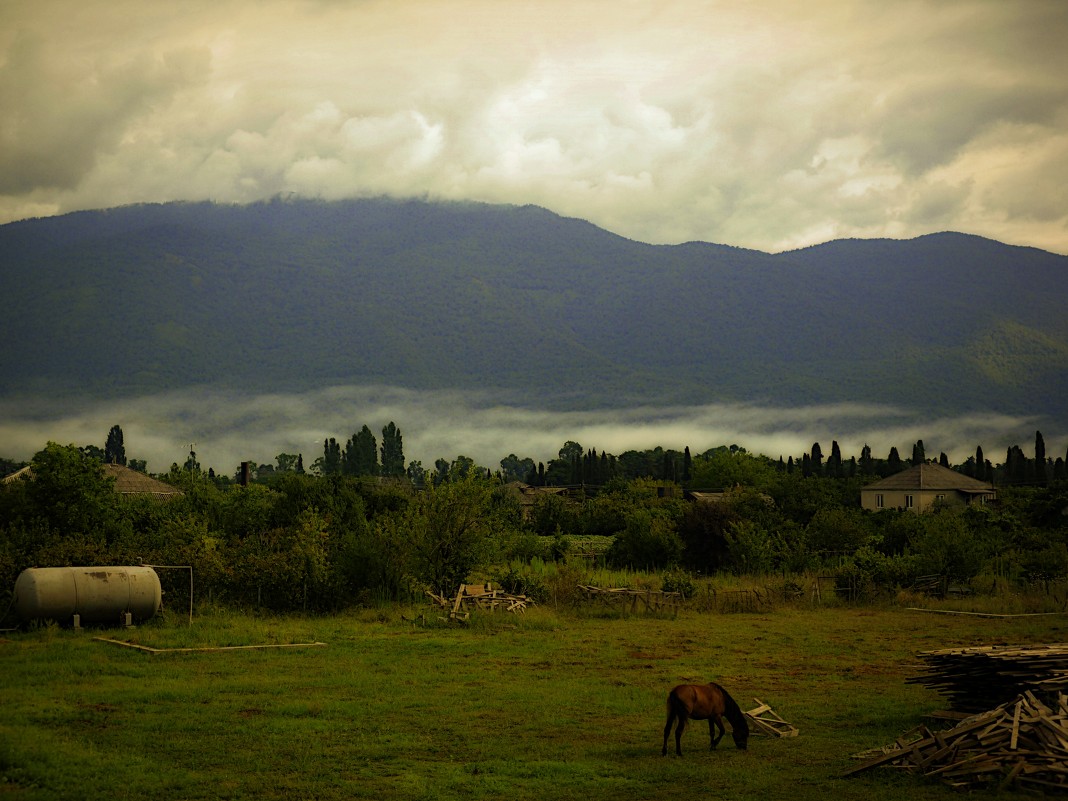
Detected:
[0,0,1066,253]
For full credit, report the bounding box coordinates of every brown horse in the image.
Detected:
[661,682,749,756]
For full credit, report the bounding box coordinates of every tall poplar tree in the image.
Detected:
[380,422,405,477]
[104,425,126,466]
[1035,430,1047,485]
[323,438,342,475]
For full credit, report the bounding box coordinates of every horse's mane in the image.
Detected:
[711,682,749,739]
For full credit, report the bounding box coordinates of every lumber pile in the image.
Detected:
[426,583,534,621]
[844,691,1068,792]
[908,643,1068,712]
[744,699,798,738]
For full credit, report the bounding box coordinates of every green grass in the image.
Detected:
[2,606,1066,800]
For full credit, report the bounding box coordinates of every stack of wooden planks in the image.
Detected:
[426,583,534,621]
[908,643,1068,712]
[844,691,1068,792]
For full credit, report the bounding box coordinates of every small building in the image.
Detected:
[503,482,575,520]
[3,463,182,500]
[860,463,994,513]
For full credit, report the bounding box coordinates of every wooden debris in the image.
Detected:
[744,699,799,738]
[425,583,534,621]
[844,691,1068,792]
[577,585,681,614]
[908,643,1068,712]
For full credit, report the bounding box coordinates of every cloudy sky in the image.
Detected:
[2,0,1067,254]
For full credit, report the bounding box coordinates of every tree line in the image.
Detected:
[41,419,1062,492]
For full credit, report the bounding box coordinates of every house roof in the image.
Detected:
[862,463,994,494]
[101,464,183,498]
[3,463,183,499]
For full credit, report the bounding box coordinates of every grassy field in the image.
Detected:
[2,604,1065,801]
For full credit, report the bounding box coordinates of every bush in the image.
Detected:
[492,564,549,603]
[660,568,696,599]
[606,509,682,570]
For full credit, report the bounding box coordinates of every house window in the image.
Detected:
[905,494,914,509]
[936,494,945,502]
[875,494,884,509]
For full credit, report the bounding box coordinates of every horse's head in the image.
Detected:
[730,711,750,750]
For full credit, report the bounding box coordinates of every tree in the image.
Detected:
[500,453,535,484]
[104,425,126,466]
[911,439,926,466]
[1035,430,1047,485]
[827,441,843,478]
[25,442,120,538]
[887,447,903,474]
[275,453,300,473]
[406,460,426,487]
[405,470,497,595]
[810,442,824,476]
[859,444,874,476]
[380,422,405,478]
[344,426,378,477]
[322,438,342,476]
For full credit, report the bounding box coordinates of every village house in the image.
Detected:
[860,463,995,513]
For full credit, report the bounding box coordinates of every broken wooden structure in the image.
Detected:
[844,691,1068,792]
[426,583,534,621]
[744,699,798,738]
[577,585,681,614]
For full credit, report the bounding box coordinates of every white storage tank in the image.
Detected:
[14,566,162,625]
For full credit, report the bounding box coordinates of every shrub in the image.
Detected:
[606,509,683,570]
[660,568,696,599]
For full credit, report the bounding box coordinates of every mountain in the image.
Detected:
[1,197,1066,418]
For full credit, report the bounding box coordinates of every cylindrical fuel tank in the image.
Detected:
[14,566,162,625]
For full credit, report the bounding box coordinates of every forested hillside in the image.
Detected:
[2,198,1066,416]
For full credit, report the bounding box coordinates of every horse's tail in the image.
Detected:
[713,683,750,742]
[665,687,686,720]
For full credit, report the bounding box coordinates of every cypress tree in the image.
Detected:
[887,446,902,474]
[104,425,126,466]
[828,440,843,478]
[911,439,926,465]
[810,442,823,476]
[1035,430,1047,485]
[859,444,873,476]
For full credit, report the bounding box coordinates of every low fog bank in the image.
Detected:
[0,385,1059,478]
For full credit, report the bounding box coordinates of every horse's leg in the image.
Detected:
[709,715,725,750]
[674,715,688,756]
[662,707,677,756]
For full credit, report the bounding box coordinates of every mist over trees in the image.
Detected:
[1,423,1066,616]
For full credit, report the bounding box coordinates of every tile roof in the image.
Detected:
[4,463,182,498]
[862,463,994,493]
